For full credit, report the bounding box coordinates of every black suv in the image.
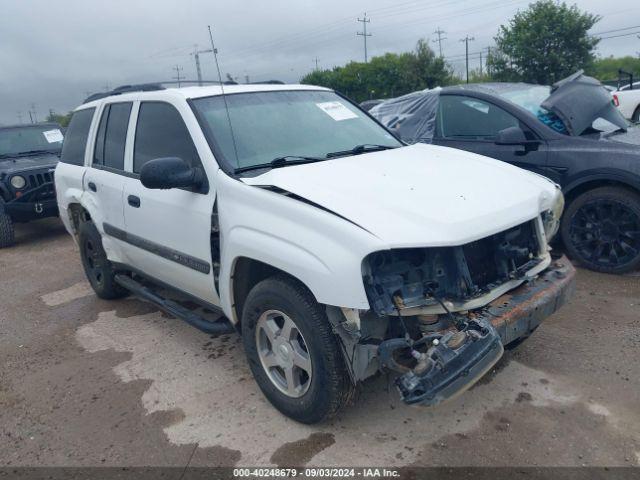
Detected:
[0,123,64,247]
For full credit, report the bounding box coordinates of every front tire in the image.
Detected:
[78,221,128,299]
[561,187,640,274]
[241,275,354,424]
[0,204,15,248]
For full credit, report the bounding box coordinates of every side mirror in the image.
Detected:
[140,157,204,190]
[495,126,528,145]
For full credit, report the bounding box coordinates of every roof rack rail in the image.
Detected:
[82,83,165,104]
[248,80,285,85]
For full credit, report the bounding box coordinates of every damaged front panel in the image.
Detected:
[362,219,543,316]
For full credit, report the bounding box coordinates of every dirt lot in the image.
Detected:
[1,218,639,468]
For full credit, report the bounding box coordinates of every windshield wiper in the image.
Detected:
[325,144,399,158]
[235,155,324,174]
[9,149,59,158]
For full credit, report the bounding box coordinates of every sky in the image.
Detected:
[1,0,639,125]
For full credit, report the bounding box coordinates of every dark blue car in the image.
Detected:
[371,72,640,274]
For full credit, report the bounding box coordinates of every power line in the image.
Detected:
[591,25,640,36]
[172,65,184,87]
[597,30,640,40]
[357,13,372,63]
[433,27,447,57]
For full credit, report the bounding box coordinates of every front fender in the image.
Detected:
[219,225,373,321]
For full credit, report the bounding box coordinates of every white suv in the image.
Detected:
[56,83,575,423]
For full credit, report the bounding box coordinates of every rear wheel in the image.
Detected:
[241,275,354,424]
[632,106,640,124]
[561,187,640,274]
[78,220,128,299]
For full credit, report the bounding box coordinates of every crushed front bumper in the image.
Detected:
[385,256,576,406]
[478,256,576,345]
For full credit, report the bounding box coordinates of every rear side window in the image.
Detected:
[133,102,200,173]
[60,108,95,166]
[93,102,132,170]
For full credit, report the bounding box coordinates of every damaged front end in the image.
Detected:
[328,219,575,407]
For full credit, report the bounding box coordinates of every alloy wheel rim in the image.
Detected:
[255,309,312,398]
[569,199,640,268]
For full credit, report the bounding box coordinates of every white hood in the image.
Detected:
[242,144,558,248]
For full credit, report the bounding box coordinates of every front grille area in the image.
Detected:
[363,219,543,316]
[26,170,54,189]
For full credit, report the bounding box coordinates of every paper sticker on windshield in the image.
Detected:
[316,101,358,121]
[43,129,64,143]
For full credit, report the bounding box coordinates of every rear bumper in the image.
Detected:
[389,256,576,406]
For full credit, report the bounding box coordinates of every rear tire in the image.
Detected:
[0,201,15,248]
[241,275,354,424]
[561,187,640,274]
[78,220,128,299]
[632,106,640,124]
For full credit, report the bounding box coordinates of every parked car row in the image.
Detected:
[4,73,634,423]
[368,71,640,274]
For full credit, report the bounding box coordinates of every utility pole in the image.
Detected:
[30,104,38,123]
[173,65,184,87]
[479,51,483,76]
[17,112,23,124]
[433,27,446,57]
[245,74,250,84]
[485,47,492,77]
[314,56,320,71]
[191,45,213,86]
[102,83,111,92]
[357,13,372,63]
[460,35,475,83]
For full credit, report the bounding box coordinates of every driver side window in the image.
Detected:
[133,102,202,174]
[437,95,520,140]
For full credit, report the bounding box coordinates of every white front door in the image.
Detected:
[120,101,219,305]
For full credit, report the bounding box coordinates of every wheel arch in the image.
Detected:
[229,256,317,329]
[563,175,640,206]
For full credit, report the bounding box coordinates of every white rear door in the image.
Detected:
[83,101,134,264]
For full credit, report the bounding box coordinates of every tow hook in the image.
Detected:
[35,203,43,214]
[378,318,503,406]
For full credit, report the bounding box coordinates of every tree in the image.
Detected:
[46,111,73,127]
[488,0,600,84]
[300,39,453,102]
[587,55,640,84]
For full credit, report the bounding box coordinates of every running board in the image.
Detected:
[114,274,235,335]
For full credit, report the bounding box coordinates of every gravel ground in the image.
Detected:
[1,218,639,468]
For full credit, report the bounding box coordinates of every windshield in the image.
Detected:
[192,90,401,171]
[0,125,64,158]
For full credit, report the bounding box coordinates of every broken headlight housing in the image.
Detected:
[541,189,565,242]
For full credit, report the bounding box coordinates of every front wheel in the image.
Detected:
[0,204,15,248]
[241,275,354,424]
[561,187,640,274]
[78,220,128,299]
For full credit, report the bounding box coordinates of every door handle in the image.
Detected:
[88,181,97,192]
[127,195,141,208]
